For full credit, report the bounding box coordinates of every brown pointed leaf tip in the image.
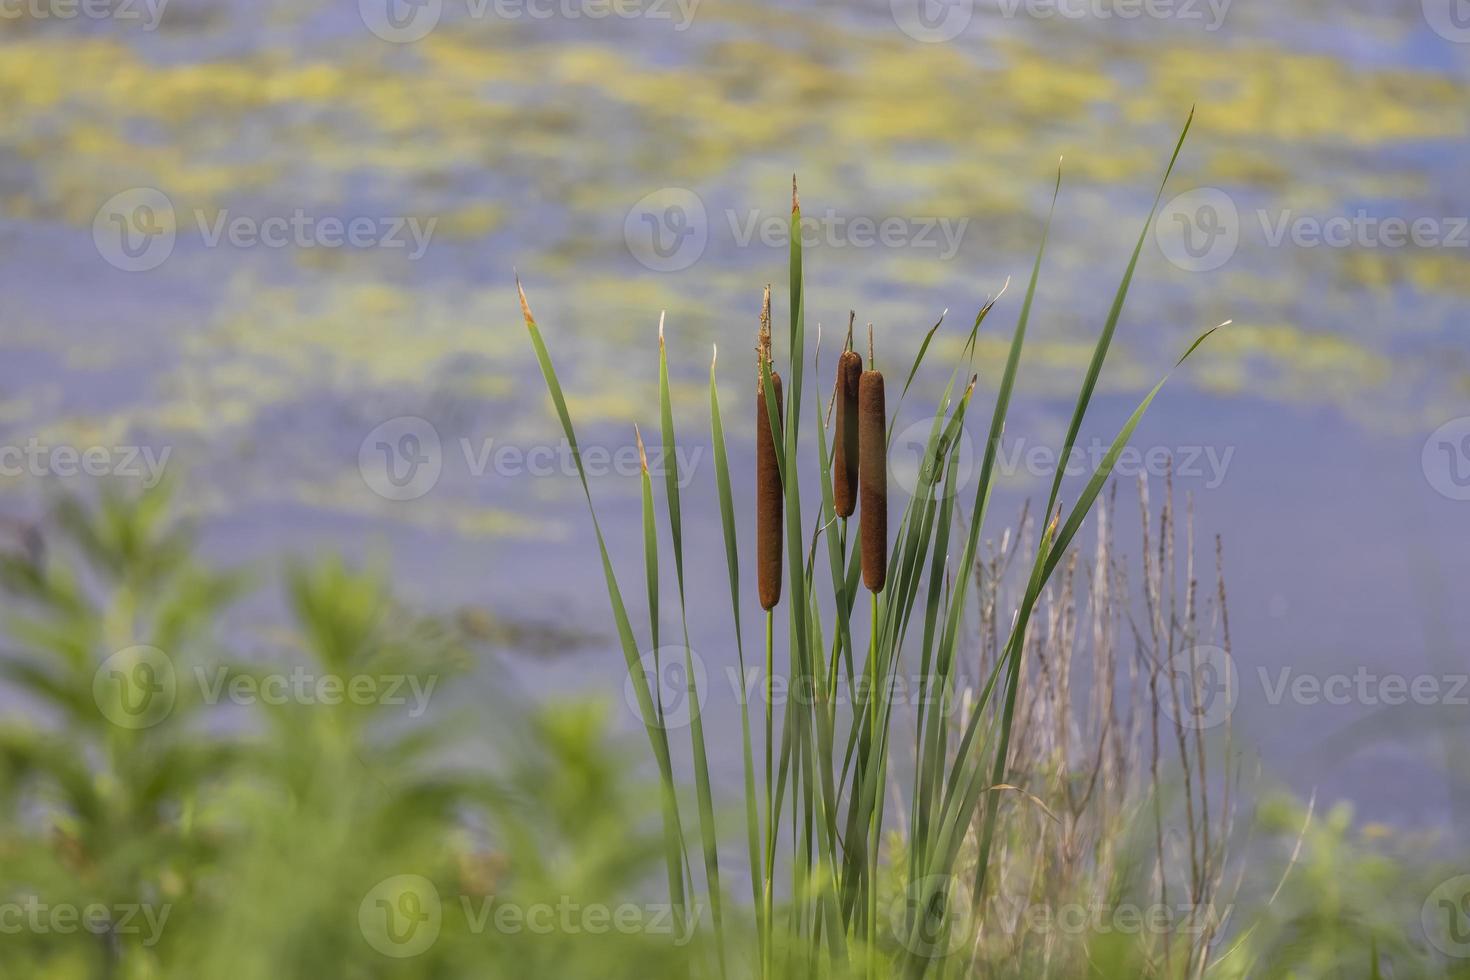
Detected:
[516,278,535,327]
[859,369,887,593]
[757,370,784,610]
[792,174,799,214]
[833,350,862,519]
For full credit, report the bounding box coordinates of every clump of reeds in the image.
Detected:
[942,474,1241,978]
[518,107,1220,980]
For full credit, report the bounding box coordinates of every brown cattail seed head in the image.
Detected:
[833,350,862,519]
[859,369,887,593]
[757,369,784,610]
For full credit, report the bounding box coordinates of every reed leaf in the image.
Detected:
[516,279,690,927]
[658,316,727,969]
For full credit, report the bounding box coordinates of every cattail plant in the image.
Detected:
[858,326,887,594]
[519,108,1221,980]
[833,317,862,521]
[756,285,783,612]
[754,282,786,979]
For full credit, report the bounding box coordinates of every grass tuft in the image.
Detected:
[521,112,1221,978]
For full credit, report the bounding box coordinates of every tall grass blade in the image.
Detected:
[517,279,690,930]
[635,426,663,727]
[1039,107,1195,529]
[975,110,1198,912]
[658,317,727,970]
[708,346,765,950]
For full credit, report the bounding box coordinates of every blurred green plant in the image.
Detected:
[1210,792,1470,979]
[0,483,707,979]
[0,482,249,977]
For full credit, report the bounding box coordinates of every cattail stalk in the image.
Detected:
[756,286,783,611]
[755,289,782,980]
[833,316,862,519]
[859,332,887,593]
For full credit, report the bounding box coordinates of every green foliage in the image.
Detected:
[0,484,704,978]
[0,459,1464,979]
[1212,793,1470,979]
[0,482,248,978]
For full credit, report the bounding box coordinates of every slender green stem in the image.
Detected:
[788,713,802,980]
[868,591,880,976]
[829,519,852,704]
[764,608,775,980]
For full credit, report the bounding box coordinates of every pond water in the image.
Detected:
[0,0,1467,837]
